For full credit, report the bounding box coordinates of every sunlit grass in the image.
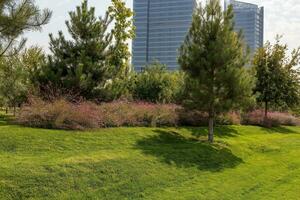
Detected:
[0,115,300,199]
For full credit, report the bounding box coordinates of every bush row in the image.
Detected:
[17,98,300,130]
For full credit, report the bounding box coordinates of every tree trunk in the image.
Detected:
[5,107,8,114]
[264,101,268,126]
[13,106,16,116]
[264,101,268,119]
[208,115,214,143]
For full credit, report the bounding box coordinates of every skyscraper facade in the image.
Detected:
[132,0,195,71]
[225,0,264,52]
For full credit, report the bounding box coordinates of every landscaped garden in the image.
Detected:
[1,0,300,199]
[1,115,300,199]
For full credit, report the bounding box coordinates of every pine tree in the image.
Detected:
[0,0,51,57]
[178,0,254,143]
[37,0,134,100]
[37,0,115,99]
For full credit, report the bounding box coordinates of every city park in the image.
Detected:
[0,0,300,199]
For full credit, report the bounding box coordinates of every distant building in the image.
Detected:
[132,0,195,71]
[225,0,264,52]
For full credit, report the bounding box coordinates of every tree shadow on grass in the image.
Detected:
[135,129,243,172]
[259,126,299,134]
[179,126,240,139]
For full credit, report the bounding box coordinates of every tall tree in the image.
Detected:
[0,0,52,57]
[253,36,300,120]
[178,0,254,143]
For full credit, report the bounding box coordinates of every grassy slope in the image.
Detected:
[0,115,300,200]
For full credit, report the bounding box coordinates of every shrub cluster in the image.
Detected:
[99,101,179,127]
[17,98,180,130]
[242,110,300,127]
[17,98,100,130]
[17,99,300,130]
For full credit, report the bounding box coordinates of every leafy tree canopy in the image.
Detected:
[253,36,300,119]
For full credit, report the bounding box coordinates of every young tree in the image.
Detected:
[0,46,47,114]
[0,55,28,115]
[178,0,254,143]
[108,0,135,78]
[253,37,300,120]
[0,0,51,57]
[101,0,135,101]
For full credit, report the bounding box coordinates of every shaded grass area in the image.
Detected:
[0,115,300,199]
[0,114,13,126]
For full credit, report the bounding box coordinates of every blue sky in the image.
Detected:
[26,0,300,52]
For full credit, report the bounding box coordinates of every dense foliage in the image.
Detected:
[0,55,28,114]
[132,62,184,103]
[17,97,300,130]
[178,0,254,142]
[0,46,46,113]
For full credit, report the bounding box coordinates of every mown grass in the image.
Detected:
[0,115,300,199]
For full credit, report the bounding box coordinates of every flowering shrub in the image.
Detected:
[242,110,300,127]
[98,101,179,127]
[17,98,180,130]
[17,98,100,130]
[218,112,241,125]
[177,110,208,126]
[17,99,300,130]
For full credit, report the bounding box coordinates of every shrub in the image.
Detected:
[217,112,241,125]
[97,101,179,127]
[132,62,184,103]
[17,99,300,130]
[17,98,100,130]
[242,110,300,127]
[178,110,241,126]
[178,110,208,126]
[17,98,180,130]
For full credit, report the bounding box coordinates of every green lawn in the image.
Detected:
[1,115,300,200]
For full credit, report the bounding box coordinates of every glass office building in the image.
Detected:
[132,0,195,71]
[225,0,264,52]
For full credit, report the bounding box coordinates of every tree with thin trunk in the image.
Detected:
[253,36,300,122]
[178,0,254,143]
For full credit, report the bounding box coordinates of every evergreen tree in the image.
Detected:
[37,0,134,100]
[253,36,300,120]
[178,0,254,143]
[0,0,51,57]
